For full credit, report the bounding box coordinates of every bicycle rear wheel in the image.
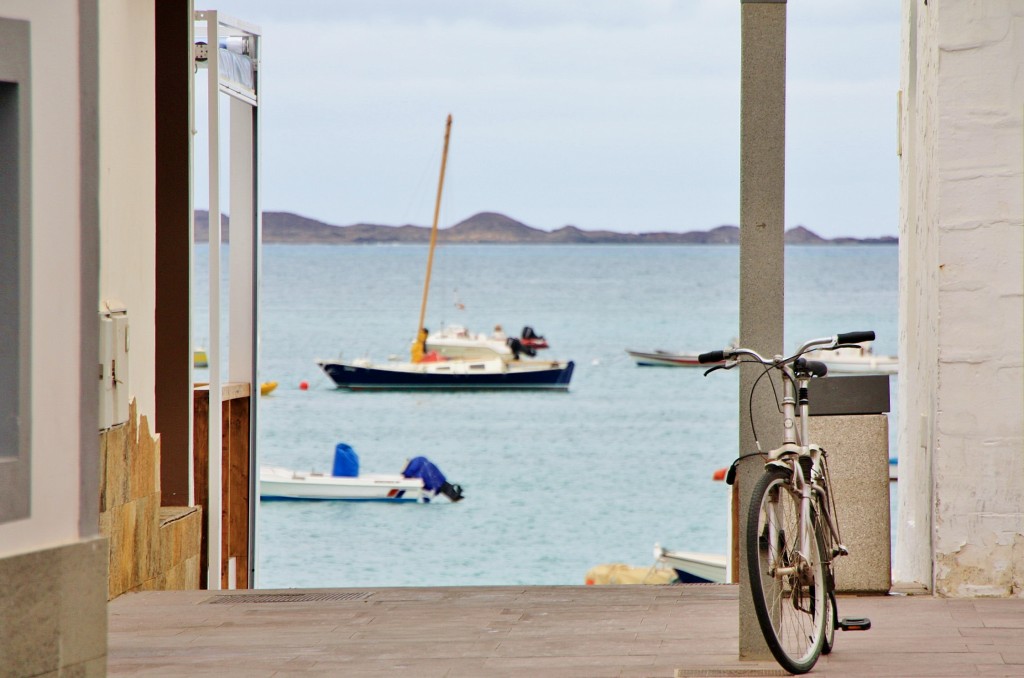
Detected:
[747,467,828,674]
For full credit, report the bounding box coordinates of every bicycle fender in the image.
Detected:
[766,442,802,461]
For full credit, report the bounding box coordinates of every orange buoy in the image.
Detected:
[299,380,309,391]
[712,467,727,481]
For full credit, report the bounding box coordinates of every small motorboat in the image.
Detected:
[626,349,718,367]
[426,324,550,361]
[259,443,464,503]
[627,340,736,368]
[654,544,727,583]
[803,342,898,375]
[260,381,278,396]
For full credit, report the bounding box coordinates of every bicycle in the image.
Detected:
[698,331,874,674]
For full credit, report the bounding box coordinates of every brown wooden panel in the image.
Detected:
[193,384,252,589]
[192,388,210,587]
[225,396,250,588]
[155,0,195,507]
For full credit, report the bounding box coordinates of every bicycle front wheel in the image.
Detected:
[747,467,828,674]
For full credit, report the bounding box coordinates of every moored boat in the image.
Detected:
[803,342,898,375]
[626,349,717,367]
[316,116,574,392]
[654,544,728,583]
[260,443,464,502]
[317,356,574,391]
[427,324,550,361]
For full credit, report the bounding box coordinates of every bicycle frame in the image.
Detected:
[732,335,847,572]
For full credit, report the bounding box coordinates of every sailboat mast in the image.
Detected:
[413,114,453,361]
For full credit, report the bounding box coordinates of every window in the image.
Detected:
[0,17,30,524]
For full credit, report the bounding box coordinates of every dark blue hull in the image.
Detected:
[318,360,574,391]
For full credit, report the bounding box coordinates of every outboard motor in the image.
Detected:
[520,326,548,351]
[507,337,523,360]
[332,443,359,477]
[507,337,537,359]
[402,456,464,502]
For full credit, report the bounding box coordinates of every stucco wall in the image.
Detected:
[0,0,87,554]
[98,0,157,420]
[896,0,1024,596]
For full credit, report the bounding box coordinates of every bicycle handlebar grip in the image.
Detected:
[698,350,725,364]
[837,330,875,344]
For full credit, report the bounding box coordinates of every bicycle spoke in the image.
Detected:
[747,468,827,674]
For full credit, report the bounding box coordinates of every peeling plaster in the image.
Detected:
[935,533,1024,597]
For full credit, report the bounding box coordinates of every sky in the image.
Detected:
[195,1,901,238]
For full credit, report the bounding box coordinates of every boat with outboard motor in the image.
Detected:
[426,324,549,361]
[316,116,574,391]
[626,349,718,367]
[802,342,898,375]
[259,443,464,503]
[317,354,574,391]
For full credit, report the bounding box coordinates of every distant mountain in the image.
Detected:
[194,210,896,245]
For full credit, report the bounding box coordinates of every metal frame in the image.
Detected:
[194,10,261,590]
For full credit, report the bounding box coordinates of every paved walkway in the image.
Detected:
[107,585,1024,677]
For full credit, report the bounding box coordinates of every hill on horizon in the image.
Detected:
[193,210,897,246]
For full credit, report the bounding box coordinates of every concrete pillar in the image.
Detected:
[738,0,786,660]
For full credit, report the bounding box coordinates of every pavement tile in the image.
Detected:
[106,585,1024,677]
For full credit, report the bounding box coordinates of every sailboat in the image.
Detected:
[316,115,575,391]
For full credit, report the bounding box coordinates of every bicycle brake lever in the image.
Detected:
[702,359,738,377]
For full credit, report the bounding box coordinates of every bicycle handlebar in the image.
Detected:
[699,330,877,373]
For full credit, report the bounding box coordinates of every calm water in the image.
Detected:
[194,244,898,588]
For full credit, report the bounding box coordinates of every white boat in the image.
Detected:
[259,445,464,503]
[627,340,736,368]
[260,466,428,502]
[426,324,550,361]
[804,342,898,375]
[654,544,728,584]
[626,349,715,367]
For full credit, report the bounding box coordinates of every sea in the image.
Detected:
[194,243,899,589]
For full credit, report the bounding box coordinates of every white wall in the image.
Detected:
[0,0,86,555]
[98,0,156,419]
[896,0,1024,596]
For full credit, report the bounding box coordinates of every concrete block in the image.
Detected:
[807,413,892,593]
[57,537,108,667]
[0,539,108,676]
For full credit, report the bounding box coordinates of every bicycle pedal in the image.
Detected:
[838,617,871,631]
